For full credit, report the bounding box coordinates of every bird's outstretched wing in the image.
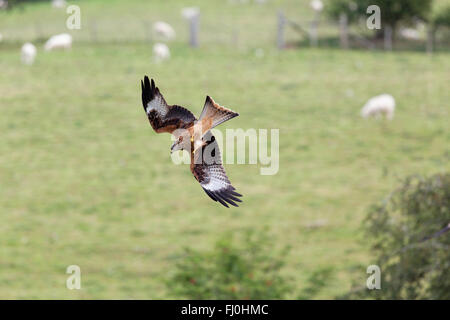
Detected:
[141,76,196,133]
[191,131,243,208]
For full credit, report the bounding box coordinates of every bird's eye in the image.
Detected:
[179,136,183,142]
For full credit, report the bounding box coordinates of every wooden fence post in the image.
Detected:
[384,25,392,51]
[277,11,286,49]
[309,12,319,47]
[339,13,349,49]
[189,14,200,48]
[426,25,434,54]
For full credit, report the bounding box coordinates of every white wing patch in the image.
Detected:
[193,132,242,207]
[201,165,231,192]
[141,76,170,119]
[146,92,169,117]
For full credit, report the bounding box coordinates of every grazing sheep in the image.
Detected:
[153,43,170,62]
[153,21,176,41]
[181,7,200,20]
[361,94,396,120]
[399,28,420,40]
[21,42,37,65]
[52,0,66,8]
[310,0,324,12]
[0,0,8,10]
[44,33,72,51]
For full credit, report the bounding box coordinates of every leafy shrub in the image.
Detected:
[2,0,47,10]
[326,0,433,30]
[351,173,450,299]
[297,267,334,300]
[326,0,365,24]
[432,6,450,29]
[166,231,292,299]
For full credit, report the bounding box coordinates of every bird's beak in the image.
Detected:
[170,142,176,154]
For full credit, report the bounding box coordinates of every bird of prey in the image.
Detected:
[140,76,243,207]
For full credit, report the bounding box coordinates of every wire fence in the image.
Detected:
[1,6,449,52]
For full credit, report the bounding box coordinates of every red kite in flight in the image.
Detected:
[140,76,243,207]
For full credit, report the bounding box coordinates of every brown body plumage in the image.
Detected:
[140,76,243,207]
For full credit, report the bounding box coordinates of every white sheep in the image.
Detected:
[361,94,396,120]
[153,21,176,41]
[310,0,324,12]
[181,7,200,20]
[52,0,66,8]
[153,43,170,62]
[399,28,420,40]
[0,0,8,10]
[21,42,37,65]
[44,33,72,51]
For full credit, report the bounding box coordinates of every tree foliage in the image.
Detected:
[2,0,48,10]
[326,0,433,28]
[166,231,293,299]
[353,173,450,299]
[326,0,364,24]
[432,5,450,29]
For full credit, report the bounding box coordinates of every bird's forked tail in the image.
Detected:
[198,96,239,131]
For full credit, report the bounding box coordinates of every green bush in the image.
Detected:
[166,231,293,299]
[432,6,450,29]
[352,173,450,299]
[3,0,47,10]
[326,0,364,24]
[326,0,433,30]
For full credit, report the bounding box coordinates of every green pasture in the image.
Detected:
[0,0,449,299]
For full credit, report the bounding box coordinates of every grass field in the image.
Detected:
[0,0,449,299]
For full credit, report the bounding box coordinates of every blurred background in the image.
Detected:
[0,0,449,299]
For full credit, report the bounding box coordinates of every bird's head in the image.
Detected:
[170,131,192,153]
